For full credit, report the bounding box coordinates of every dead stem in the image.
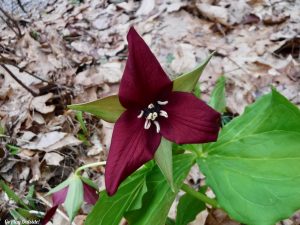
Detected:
[0,64,39,96]
[0,6,22,38]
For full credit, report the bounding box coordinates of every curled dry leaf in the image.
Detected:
[30,153,41,183]
[30,93,55,114]
[196,3,229,26]
[44,152,64,166]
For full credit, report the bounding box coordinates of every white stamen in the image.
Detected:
[153,121,160,133]
[148,103,155,109]
[159,110,168,118]
[157,100,168,105]
[147,113,153,120]
[137,110,144,118]
[151,112,158,120]
[144,119,151,129]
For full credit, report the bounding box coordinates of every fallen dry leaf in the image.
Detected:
[30,93,55,114]
[21,131,81,152]
[43,152,64,166]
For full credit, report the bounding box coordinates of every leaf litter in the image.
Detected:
[0,0,299,224]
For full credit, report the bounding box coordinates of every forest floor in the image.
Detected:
[0,0,299,224]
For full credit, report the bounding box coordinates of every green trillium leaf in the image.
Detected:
[68,95,125,123]
[154,138,174,192]
[125,154,196,225]
[85,167,149,225]
[199,89,300,225]
[64,175,84,222]
[209,75,226,113]
[172,52,214,92]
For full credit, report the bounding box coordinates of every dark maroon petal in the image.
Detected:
[52,186,68,205]
[119,27,172,109]
[83,183,99,205]
[41,205,59,225]
[105,110,161,195]
[160,92,221,144]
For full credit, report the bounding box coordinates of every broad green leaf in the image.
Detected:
[68,95,125,123]
[176,187,206,225]
[64,175,84,222]
[85,167,149,225]
[125,154,195,225]
[46,177,71,196]
[173,52,214,92]
[154,138,174,191]
[209,75,226,113]
[199,89,300,225]
[0,179,29,209]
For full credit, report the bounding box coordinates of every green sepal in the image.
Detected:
[64,175,84,222]
[209,75,226,113]
[68,95,125,123]
[172,52,214,92]
[46,177,71,196]
[154,138,174,192]
[80,176,98,190]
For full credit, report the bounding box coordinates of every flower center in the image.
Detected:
[137,100,168,133]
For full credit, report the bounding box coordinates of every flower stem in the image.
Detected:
[181,183,219,208]
[75,161,106,175]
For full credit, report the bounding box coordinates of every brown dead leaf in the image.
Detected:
[21,131,81,152]
[30,153,41,183]
[205,208,240,225]
[136,0,155,16]
[170,44,196,75]
[30,93,55,114]
[196,3,229,26]
[43,152,64,166]
[263,14,290,25]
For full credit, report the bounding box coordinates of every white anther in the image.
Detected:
[153,121,160,133]
[148,103,155,109]
[159,110,168,118]
[147,113,153,120]
[157,100,168,105]
[144,119,151,129]
[151,112,158,120]
[137,110,144,118]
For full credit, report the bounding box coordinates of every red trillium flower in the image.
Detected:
[42,182,98,225]
[105,27,221,195]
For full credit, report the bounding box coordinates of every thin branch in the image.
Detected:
[17,0,27,13]
[1,64,38,96]
[0,15,20,37]
[11,63,49,83]
[0,5,22,37]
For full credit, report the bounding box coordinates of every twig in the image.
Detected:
[226,56,251,76]
[17,0,27,13]
[0,5,22,38]
[11,63,49,83]
[0,64,38,96]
